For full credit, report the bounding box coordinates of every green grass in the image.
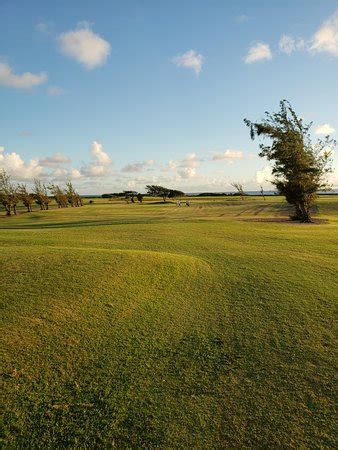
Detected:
[1,196,337,447]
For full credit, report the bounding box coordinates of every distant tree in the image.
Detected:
[168,189,185,198]
[124,190,137,203]
[0,170,18,216]
[49,184,68,208]
[260,185,266,201]
[137,193,143,203]
[146,185,170,202]
[102,193,113,198]
[65,181,82,207]
[231,182,245,200]
[17,184,34,212]
[245,100,335,222]
[33,179,51,210]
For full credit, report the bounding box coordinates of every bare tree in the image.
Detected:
[231,182,245,200]
[260,185,266,201]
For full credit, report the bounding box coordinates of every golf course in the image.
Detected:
[1,195,337,448]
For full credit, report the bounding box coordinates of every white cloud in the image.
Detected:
[309,11,338,56]
[172,50,204,75]
[81,164,113,178]
[58,23,111,69]
[256,166,273,185]
[50,167,69,180]
[244,43,272,63]
[165,160,178,171]
[315,123,335,135]
[178,167,197,179]
[0,61,47,89]
[279,35,305,54]
[47,86,64,96]
[71,168,82,179]
[121,160,155,172]
[79,141,113,178]
[0,147,43,180]
[181,153,200,168]
[39,153,71,167]
[212,150,244,161]
[90,141,112,165]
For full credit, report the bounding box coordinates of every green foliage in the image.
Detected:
[168,189,185,198]
[245,100,335,222]
[65,181,83,207]
[146,185,170,202]
[49,184,68,208]
[0,169,18,215]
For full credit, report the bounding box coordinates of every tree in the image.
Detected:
[244,100,335,222]
[17,184,34,212]
[146,185,170,202]
[137,193,143,203]
[123,190,137,203]
[168,189,185,198]
[65,181,82,207]
[33,179,51,210]
[259,185,266,201]
[49,184,68,208]
[0,170,18,216]
[231,182,245,200]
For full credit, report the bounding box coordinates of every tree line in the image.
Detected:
[0,170,83,216]
[102,187,185,203]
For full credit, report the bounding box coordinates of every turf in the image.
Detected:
[1,196,337,447]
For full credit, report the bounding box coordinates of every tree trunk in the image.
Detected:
[294,203,312,223]
[300,207,312,223]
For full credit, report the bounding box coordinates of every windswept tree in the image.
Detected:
[146,185,170,202]
[0,170,18,216]
[33,179,51,210]
[65,181,82,207]
[231,182,245,200]
[49,184,68,208]
[245,100,335,222]
[17,184,34,212]
[168,189,185,199]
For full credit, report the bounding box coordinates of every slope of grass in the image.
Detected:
[1,196,337,447]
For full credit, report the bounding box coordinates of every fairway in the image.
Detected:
[1,196,337,447]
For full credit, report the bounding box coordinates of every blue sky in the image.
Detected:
[1,0,337,193]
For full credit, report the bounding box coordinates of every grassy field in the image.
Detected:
[1,196,337,448]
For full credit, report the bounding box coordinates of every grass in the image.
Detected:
[1,196,337,447]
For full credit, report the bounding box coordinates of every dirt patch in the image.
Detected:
[238,217,328,224]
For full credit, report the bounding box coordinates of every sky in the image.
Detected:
[0,0,337,194]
